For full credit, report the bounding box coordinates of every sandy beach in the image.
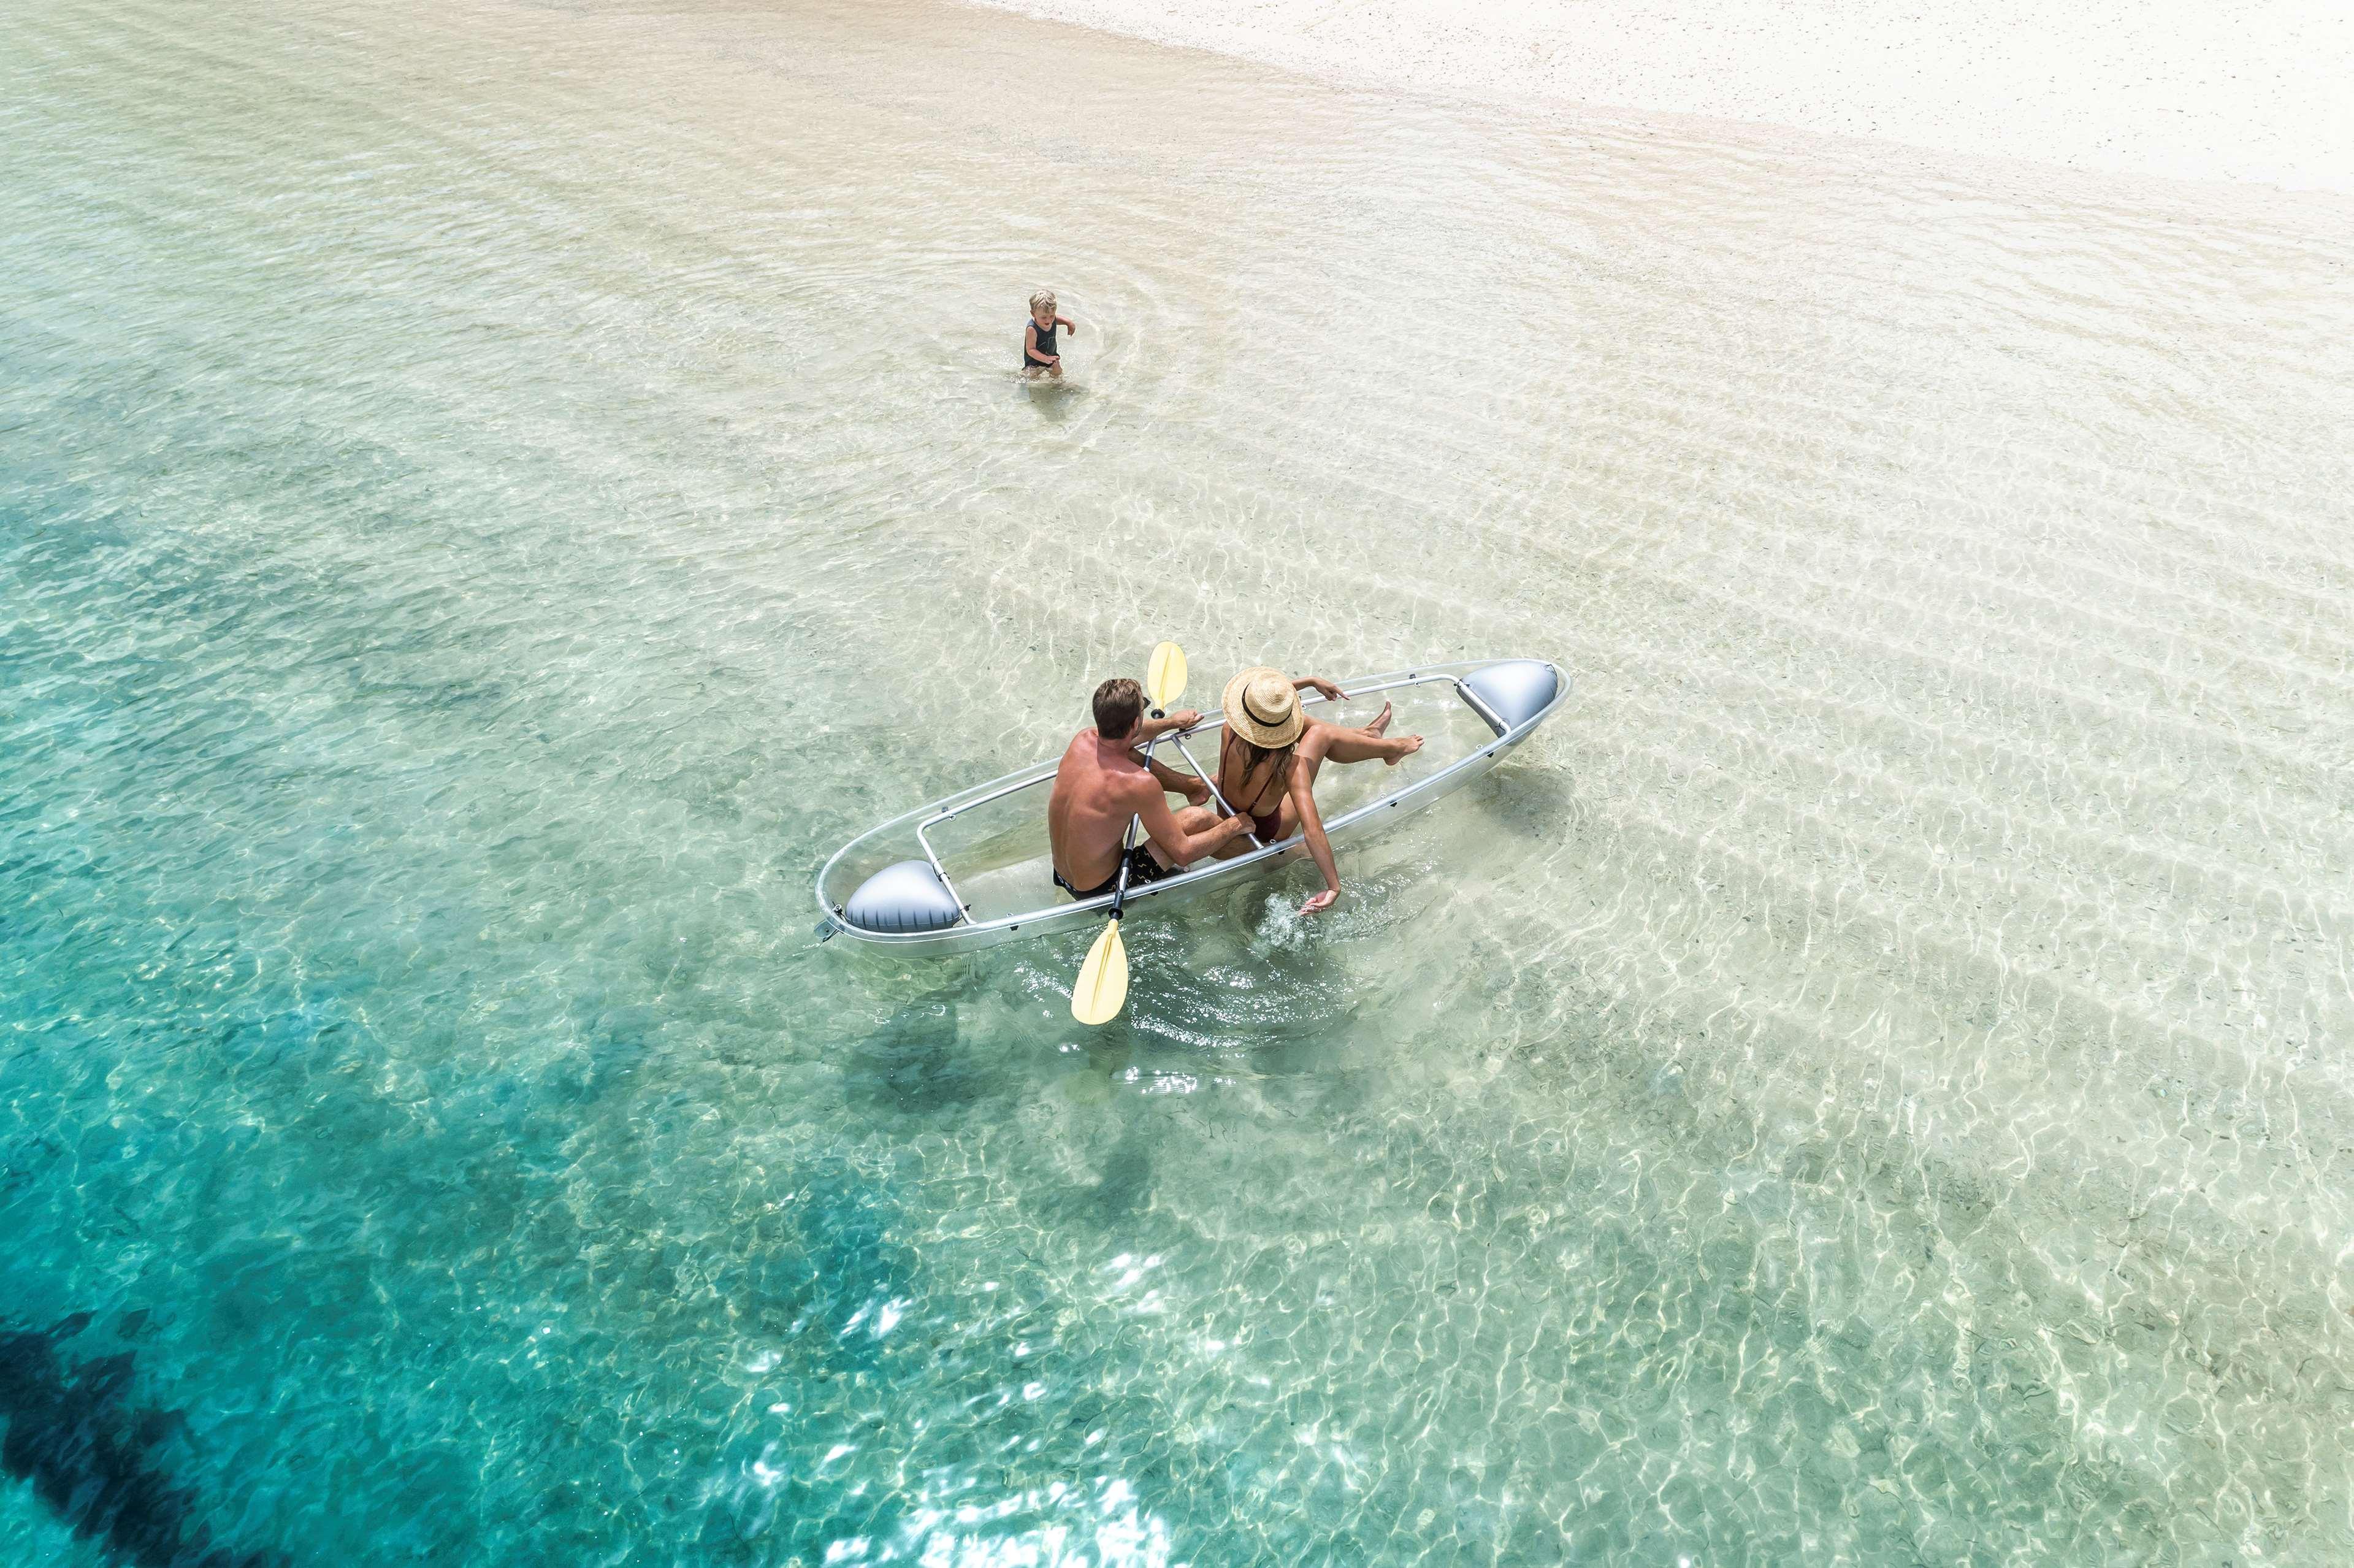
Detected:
[971,0,2354,190]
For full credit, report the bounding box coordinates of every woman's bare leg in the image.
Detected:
[1305,705,1423,768]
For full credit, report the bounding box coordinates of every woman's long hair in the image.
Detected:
[1226,731,1296,793]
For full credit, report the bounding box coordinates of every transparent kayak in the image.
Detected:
[816,658,1569,954]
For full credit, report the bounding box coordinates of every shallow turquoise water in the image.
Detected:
[5,1,2353,1564]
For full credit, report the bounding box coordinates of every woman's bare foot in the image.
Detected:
[1386,732,1423,765]
[1366,702,1393,737]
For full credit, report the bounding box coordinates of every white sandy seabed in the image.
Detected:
[965,0,2354,192]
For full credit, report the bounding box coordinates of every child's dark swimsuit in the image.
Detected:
[1025,317,1059,368]
[1053,843,1169,902]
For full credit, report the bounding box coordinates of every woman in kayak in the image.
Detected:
[1213,668,1421,914]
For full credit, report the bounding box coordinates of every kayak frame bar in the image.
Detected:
[912,818,971,917]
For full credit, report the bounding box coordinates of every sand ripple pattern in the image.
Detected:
[3,1,2352,1564]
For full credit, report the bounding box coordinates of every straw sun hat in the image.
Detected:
[1221,667,1304,749]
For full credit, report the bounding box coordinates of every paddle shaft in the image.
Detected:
[1072,646,1187,1026]
[1105,709,1168,923]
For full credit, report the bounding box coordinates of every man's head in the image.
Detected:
[1092,677,1144,741]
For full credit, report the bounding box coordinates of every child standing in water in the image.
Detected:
[1023,289,1075,378]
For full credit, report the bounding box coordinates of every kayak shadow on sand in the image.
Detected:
[1078,1117,1156,1225]
[841,986,1011,1122]
[1471,764,1578,842]
[1020,1109,1157,1233]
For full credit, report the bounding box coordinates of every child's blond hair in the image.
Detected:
[1029,289,1057,315]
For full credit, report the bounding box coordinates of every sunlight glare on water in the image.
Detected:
[3,0,2352,1564]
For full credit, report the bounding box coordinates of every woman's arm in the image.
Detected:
[1289,762,1340,912]
[1294,675,1347,703]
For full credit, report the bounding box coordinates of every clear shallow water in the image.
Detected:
[3,0,2352,1564]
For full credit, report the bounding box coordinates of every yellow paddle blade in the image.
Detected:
[1146,641,1188,711]
[1071,918,1129,1025]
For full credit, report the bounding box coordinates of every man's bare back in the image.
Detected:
[1047,679,1249,901]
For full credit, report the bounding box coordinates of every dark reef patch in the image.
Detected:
[0,1314,284,1568]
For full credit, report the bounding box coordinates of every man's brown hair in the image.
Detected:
[1093,677,1144,741]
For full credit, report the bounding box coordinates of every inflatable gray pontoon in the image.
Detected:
[817,658,1568,954]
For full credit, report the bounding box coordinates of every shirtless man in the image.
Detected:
[1047,677,1253,901]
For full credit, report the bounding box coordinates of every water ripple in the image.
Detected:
[6,0,2353,1564]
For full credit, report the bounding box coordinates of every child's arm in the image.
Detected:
[1057,314,1076,334]
[1025,321,1041,359]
